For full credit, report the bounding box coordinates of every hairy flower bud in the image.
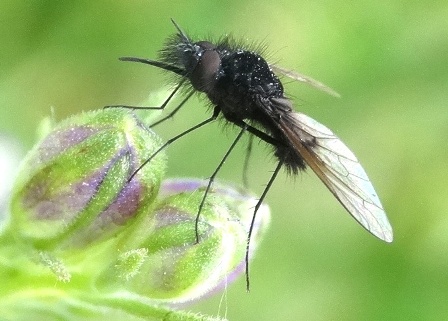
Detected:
[9,109,166,250]
[96,178,271,304]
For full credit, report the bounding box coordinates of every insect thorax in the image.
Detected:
[209,50,284,121]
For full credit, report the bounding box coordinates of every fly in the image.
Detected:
[108,19,393,290]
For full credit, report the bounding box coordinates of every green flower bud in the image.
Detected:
[96,178,271,305]
[9,109,166,250]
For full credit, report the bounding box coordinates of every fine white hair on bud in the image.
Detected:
[9,109,166,250]
[96,178,271,305]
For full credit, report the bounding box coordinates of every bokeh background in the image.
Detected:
[1,1,447,320]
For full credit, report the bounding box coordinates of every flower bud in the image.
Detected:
[96,178,271,304]
[9,109,166,250]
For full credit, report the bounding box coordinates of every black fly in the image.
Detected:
[109,19,393,290]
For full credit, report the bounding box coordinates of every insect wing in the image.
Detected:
[280,112,393,242]
[270,65,341,98]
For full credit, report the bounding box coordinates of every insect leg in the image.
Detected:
[232,120,280,146]
[242,134,254,188]
[195,124,248,243]
[245,159,284,292]
[104,78,186,111]
[231,120,288,291]
[127,106,220,182]
[150,91,194,127]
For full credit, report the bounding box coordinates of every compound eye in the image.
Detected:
[190,49,220,93]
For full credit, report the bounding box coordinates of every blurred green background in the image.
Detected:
[1,1,447,320]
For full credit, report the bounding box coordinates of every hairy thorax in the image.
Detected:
[208,50,284,122]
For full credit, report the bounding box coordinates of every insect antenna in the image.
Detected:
[170,18,191,43]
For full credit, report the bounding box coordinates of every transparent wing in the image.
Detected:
[270,65,341,98]
[279,112,393,242]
